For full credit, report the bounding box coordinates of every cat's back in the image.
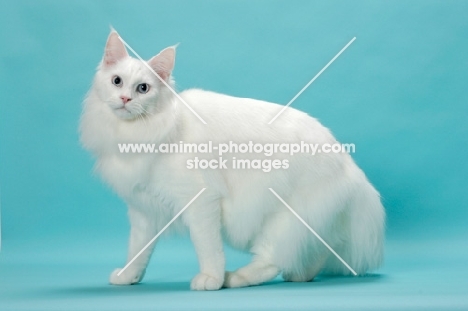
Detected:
[178,89,334,143]
[180,88,296,120]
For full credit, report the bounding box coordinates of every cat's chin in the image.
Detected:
[112,107,140,121]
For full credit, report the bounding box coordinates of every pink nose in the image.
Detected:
[120,96,132,104]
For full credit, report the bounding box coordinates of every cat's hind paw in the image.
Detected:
[109,268,145,285]
[223,271,250,288]
[190,273,223,291]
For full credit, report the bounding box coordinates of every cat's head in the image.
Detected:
[93,30,176,121]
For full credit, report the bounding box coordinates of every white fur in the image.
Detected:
[80,31,385,290]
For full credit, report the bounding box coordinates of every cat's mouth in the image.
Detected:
[113,104,132,114]
[107,100,131,113]
[112,105,147,121]
[112,105,136,120]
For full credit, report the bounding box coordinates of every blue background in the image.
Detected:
[1,1,467,310]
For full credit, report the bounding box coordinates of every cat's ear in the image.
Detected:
[148,46,176,81]
[103,30,128,67]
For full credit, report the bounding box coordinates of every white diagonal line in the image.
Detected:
[117,188,206,276]
[268,188,357,276]
[268,37,356,124]
[117,35,207,125]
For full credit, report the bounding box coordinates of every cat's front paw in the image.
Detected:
[190,273,223,291]
[109,268,145,285]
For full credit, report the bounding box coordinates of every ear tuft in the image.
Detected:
[103,30,128,67]
[148,46,177,81]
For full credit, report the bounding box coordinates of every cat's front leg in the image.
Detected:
[184,202,225,291]
[110,207,156,285]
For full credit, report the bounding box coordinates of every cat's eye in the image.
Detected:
[137,83,150,94]
[112,75,122,87]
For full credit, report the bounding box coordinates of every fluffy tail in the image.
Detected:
[325,180,385,275]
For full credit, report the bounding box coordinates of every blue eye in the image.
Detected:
[137,83,149,94]
[112,75,122,86]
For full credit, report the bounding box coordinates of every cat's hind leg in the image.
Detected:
[282,251,329,282]
[224,256,280,288]
[223,212,287,288]
[223,207,336,288]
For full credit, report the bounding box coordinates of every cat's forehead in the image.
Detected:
[109,58,154,81]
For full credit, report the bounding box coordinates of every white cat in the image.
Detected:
[80,30,385,290]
